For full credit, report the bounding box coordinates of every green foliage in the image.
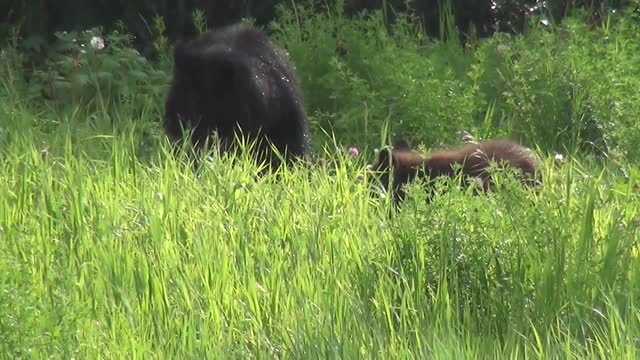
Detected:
[471,8,640,162]
[7,3,640,163]
[27,22,172,123]
[271,3,483,151]
[272,6,640,161]
[269,3,640,163]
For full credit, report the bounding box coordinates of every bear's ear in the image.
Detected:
[374,147,394,170]
[393,138,412,150]
[173,42,204,85]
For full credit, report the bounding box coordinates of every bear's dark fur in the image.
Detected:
[368,139,541,204]
[163,23,311,169]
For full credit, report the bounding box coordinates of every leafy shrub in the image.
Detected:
[27,19,172,124]
[471,8,640,162]
[271,3,640,164]
[271,3,485,152]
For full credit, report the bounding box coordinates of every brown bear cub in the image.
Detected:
[163,23,311,170]
[367,139,542,204]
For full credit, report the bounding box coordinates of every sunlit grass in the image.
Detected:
[0,96,638,358]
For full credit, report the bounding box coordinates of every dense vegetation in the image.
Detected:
[3,0,629,55]
[1,2,639,358]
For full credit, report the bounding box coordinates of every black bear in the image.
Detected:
[367,139,542,205]
[163,23,311,169]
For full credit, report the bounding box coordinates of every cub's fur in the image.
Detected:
[368,139,541,204]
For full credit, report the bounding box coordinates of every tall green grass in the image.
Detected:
[1,85,639,357]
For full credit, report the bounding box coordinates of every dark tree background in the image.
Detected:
[0,0,632,55]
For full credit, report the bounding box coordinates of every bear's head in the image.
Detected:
[366,139,425,203]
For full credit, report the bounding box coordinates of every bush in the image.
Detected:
[27,21,171,122]
[271,3,484,152]
[271,3,640,163]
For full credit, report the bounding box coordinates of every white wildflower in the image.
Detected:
[90,36,105,50]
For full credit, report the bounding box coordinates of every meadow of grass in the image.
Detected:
[1,3,640,359]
